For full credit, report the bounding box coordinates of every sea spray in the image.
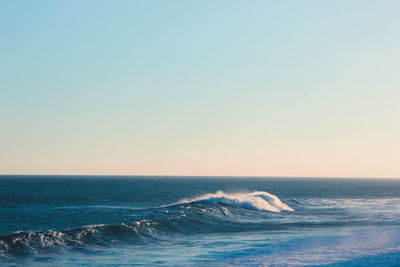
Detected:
[178,191,294,212]
[2,177,400,266]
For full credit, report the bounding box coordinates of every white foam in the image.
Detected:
[179,191,294,213]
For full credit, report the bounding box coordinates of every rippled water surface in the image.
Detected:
[1,176,400,266]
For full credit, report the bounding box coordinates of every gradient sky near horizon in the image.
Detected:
[1,0,399,177]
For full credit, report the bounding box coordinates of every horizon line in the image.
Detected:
[0,174,399,179]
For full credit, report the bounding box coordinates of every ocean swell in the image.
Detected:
[178,191,294,212]
[0,191,294,256]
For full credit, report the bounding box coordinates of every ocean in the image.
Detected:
[1,176,400,266]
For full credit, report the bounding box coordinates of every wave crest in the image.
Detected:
[179,191,294,212]
[0,191,294,255]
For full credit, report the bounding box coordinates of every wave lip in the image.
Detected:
[179,191,294,213]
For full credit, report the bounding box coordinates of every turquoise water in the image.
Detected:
[1,176,400,266]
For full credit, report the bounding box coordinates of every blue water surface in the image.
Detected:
[1,176,400,266]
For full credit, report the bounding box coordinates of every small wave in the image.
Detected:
[0,222,155,255]
[178,191,294,212]
[0,230,68,256]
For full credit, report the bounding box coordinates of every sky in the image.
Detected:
[1,0,399,177]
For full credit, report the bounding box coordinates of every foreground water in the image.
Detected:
[1,176,400,266]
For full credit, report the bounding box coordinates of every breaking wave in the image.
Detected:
[178,191,294,212]
[6,192,399,258]
[0,191,293,256]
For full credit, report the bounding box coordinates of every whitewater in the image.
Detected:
[1,176,400,266]
[178,191,294,212]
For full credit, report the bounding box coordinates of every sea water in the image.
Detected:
[1,176,400,266]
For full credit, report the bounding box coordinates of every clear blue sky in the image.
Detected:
[1,0,399,177]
